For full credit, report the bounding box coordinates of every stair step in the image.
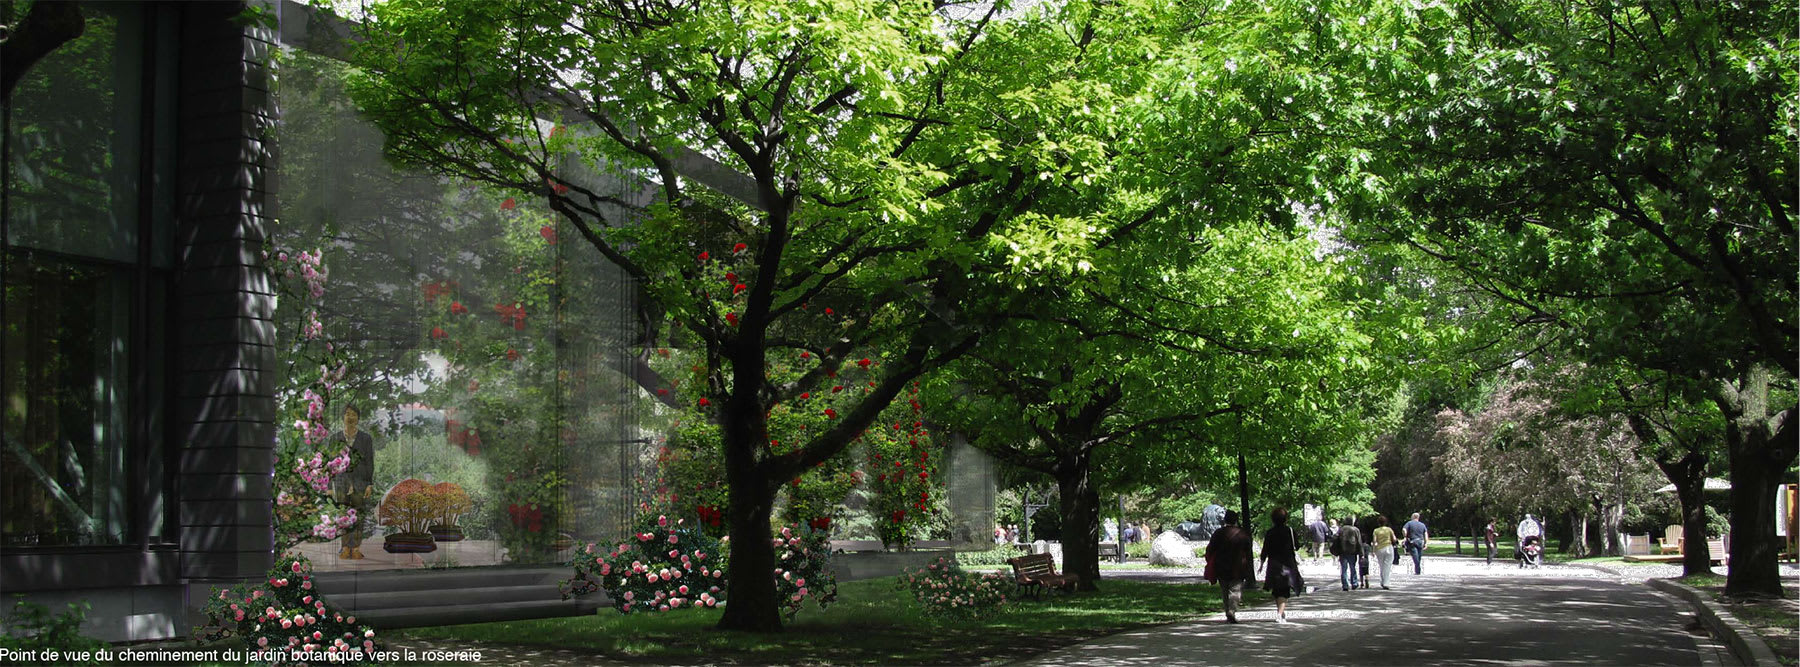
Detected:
[312,566,569,596]
[351,598,606,630]
[328,584,572,612]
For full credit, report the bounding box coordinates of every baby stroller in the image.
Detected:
[1515,535,1543,569]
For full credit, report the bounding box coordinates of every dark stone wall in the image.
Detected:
[172,0,278,589]
[0,1,277,642]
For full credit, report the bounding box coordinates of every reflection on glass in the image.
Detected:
[330,404,375,559]
[275,50,649,571]
[3,5,144,263]
[1,253,132,546]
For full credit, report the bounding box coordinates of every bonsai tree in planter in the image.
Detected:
[429,482,471,542]
[378,479,438,553]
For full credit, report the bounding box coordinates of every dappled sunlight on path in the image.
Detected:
[1019,557,1729,666]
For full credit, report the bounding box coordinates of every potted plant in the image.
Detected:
[379,479,438,553]
[428,482,470,542]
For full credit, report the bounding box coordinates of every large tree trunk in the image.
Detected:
[717,352,782,632]
[1055,449,1101,591]
[1653,452,1715,576]
[718,438,781,631]
[1565,509,1591,558]
[1717,368,1798,598]
[1601,499,1625,557]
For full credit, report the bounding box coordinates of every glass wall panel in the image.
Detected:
[3,3,143,264]
[1,2,164,548]
[0,254,133,546]
[275,50,651,571]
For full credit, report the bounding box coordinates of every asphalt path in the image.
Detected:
[1014,556,1733,666]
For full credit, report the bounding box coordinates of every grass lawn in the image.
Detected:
[1680,575,1799,666]
[390,576,1259,665]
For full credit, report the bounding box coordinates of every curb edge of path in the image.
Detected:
[1640,578,1780,666]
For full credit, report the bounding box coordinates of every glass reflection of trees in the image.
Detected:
[274,51,648,566]
[2,4,165,548]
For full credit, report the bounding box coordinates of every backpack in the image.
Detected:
[1335,528,1362,556]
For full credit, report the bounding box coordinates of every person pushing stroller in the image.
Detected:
[1515,514,1544,568]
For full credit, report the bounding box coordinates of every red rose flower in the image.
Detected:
[732,242,748,254]
[698,251,710,261]
[800,351,810,359]
[507,348,520,361]
[500,198,517,211]
[824,408,837,419]
[450,301,468,315]
[733,283,746,295]
[858,358,871,368]
[539,225,557,243]
[725,312,739,326]
[430,327,447,339]
[698,398,711,407]
[825,307,834,315]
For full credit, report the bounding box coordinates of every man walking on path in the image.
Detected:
[1334,517,1363,590]
[1403,513,1429,575]
[1205,510,1255,623]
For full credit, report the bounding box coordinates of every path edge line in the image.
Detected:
[1644,578,1780,666]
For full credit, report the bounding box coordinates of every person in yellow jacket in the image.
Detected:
[1370,515,1398,590]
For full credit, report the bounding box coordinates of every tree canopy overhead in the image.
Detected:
[1345,0,1796,595]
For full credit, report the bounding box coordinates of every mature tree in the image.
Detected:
[1576,363,1728,574]
[933,220,1376,588]
[1434,365,1663,557]
[342,0,1254,629]
[1351,0,1796,596]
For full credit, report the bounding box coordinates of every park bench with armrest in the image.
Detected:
[1007,552,1078,599]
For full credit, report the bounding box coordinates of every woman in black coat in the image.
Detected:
[1259,506,1305,623]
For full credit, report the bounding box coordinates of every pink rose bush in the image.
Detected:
[564,517,839,621]
[770,523,838,620]
[899,557,1012,619]
[195,554,379,663]
[567,515,727,614]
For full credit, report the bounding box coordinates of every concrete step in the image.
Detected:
[312,566,562,596]
[326,584,567,611]
[349,597,607,629]
[309,566,609,629]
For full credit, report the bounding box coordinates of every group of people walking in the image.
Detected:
[1203,508,1435,624]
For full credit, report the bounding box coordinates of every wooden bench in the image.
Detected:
[1006,552,1078,599]
[1097,542,1120,559]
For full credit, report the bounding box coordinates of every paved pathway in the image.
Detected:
[1018,556,1734,666]
[389,555,1792,666]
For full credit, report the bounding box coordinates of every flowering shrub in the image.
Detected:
[771,523,839,620]
[865,392,941,549]
[898,557,1012,620]
[566,518,838,621]
[570,514,727,613]
[266,248,360,554]
[196,554,379,663]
